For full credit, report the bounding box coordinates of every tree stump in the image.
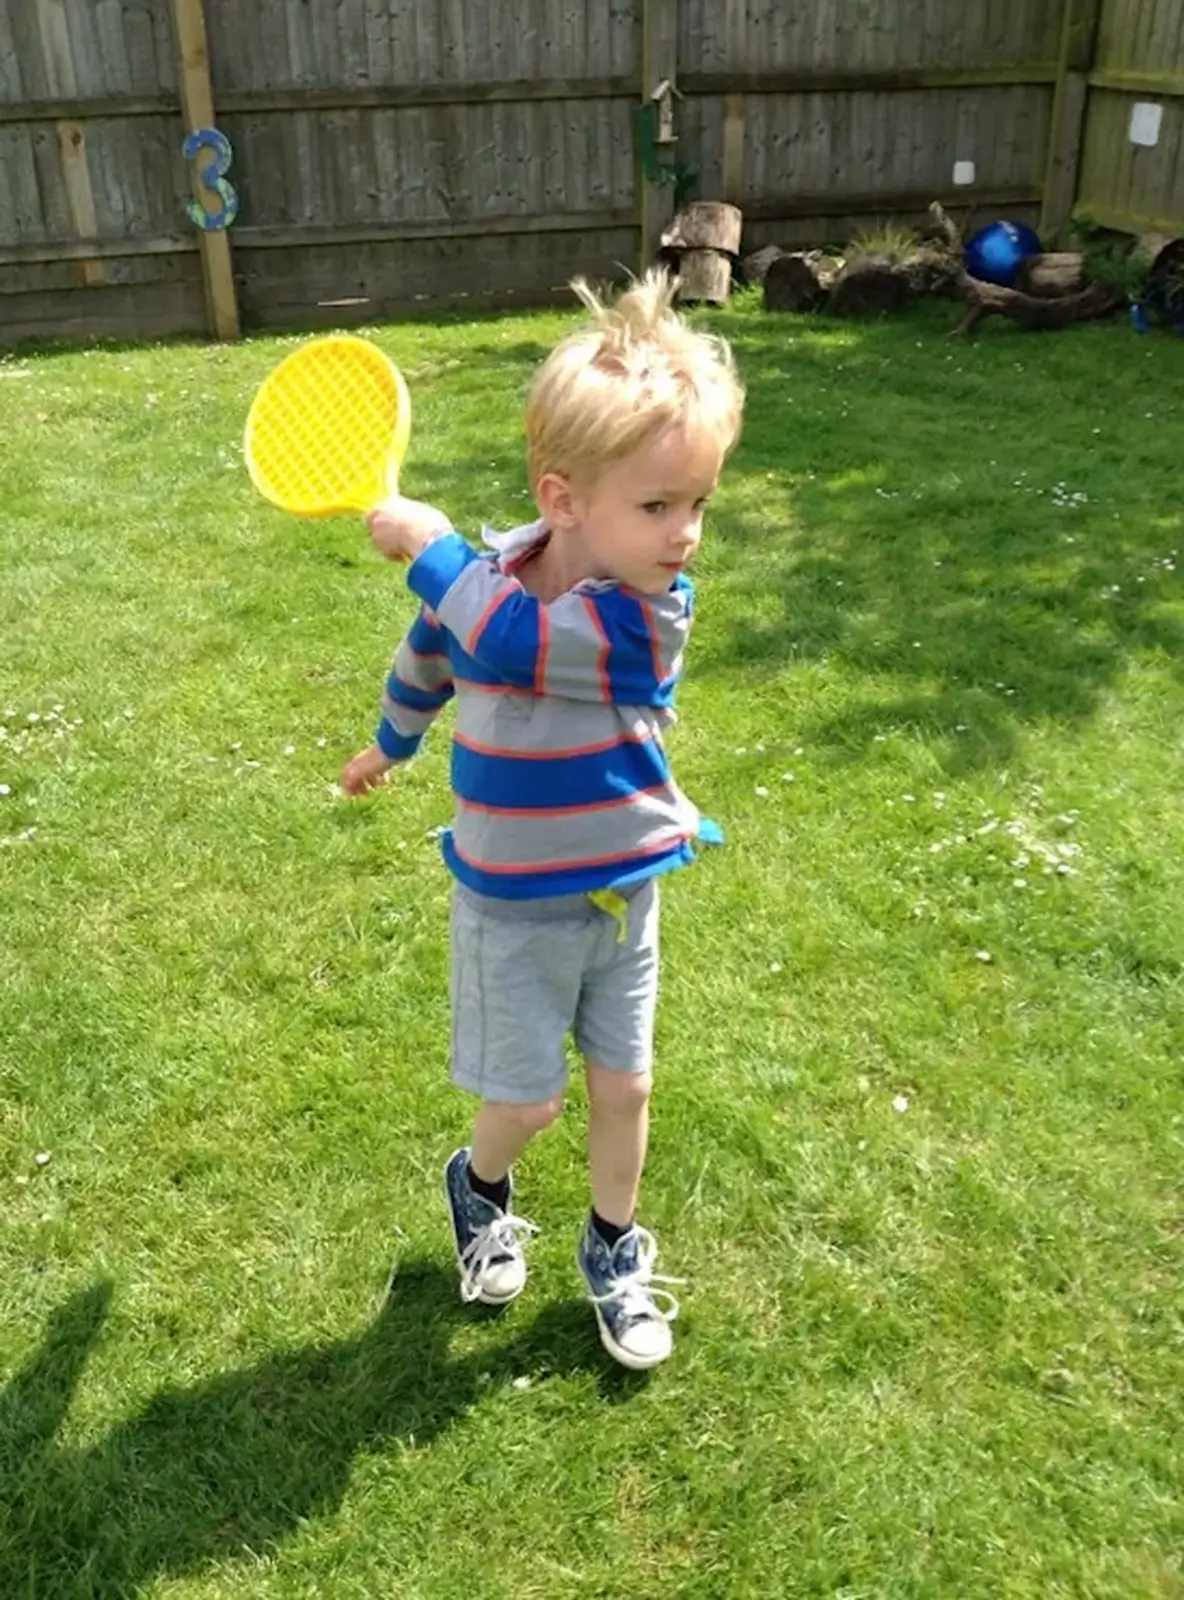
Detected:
[829,254,911,317]
[660,201,743,255]
[739,244,785,286]
[763,252,825,312]
[1017,252,1086,298]
[675,248,733,304]
[660,202,743,305]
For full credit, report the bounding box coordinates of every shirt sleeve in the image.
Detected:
[376,604,455,759]
[406,531,692,705]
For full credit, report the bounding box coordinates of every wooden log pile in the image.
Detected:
[953,274,1125,335]
[761,251,830,312]
[927,204,1127,336]
[746,203,1127,334]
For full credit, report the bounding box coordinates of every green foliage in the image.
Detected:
[1070,215,1153,299]
[849,220,921,265]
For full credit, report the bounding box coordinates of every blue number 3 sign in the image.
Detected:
[183,126,239,231]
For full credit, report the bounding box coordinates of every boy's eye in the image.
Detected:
[693,497,710,511]
[642,500,666,515]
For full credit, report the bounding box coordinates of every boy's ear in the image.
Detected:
[536,470,579,529]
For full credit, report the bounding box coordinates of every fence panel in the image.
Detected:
[3,0,1179,346]
[673,0,1058,250]
[1076,0,1184,236]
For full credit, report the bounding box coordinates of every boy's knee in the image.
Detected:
[588,1067,652,1112]
[503,1094,564,1135]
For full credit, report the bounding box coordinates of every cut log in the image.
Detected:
[811,251,843,291]
[901,246,962,297]
[925,201,963,253]
[763,252,825,312]
[953,276,1126,336]
[675,247,733,304]
[1017,252,1086,298]
[829,253,911,317]
[739,244,784,286]
[661,201,743,255]
[925,203,1125,336]
[1144,237,1184,324]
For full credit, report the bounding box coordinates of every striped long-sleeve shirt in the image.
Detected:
[376,522,711,900]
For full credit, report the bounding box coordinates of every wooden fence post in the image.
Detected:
[170,0,240,339]
[640,0,680,268]
[1041,0,1104,241]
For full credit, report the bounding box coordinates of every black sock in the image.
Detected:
[466,1161,510,1210]
[591,1208,632,1248]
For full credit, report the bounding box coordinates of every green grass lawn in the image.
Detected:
[1,298,1182,1600]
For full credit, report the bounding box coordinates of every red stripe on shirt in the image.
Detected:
[467,581,518,657]
[449,831,688,876]
[637,596,666,689]
[535,604,550,697]
[582,596,612,701]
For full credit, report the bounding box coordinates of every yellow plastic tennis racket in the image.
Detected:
[244,335,411,517]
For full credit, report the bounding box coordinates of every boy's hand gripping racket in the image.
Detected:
[244,335,411,517]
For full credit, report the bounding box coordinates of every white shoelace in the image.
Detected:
[586,1227,685,1325]
[458,1208,538,1303]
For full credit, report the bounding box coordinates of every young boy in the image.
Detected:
[341,272,744,1369]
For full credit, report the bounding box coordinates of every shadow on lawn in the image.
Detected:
[0,1267,627,1598]
[282,306,1183,776]
[390,312,1184,776]
[692,313,1184,769]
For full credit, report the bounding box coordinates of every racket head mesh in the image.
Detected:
[244,336,411,516]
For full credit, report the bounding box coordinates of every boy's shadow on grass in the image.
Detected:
[0,1268,627,1599]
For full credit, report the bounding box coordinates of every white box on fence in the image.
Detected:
[1129,102,1163,147]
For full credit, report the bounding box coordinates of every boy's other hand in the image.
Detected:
[366,496,452,563]
[340,745,395,796]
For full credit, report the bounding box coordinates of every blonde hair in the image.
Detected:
[525,270,744,492]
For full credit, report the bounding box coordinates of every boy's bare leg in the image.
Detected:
[470,1095,563,1184]
[585,1064,652,1227]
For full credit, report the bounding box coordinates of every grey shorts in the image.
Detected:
[449,878,660,1104]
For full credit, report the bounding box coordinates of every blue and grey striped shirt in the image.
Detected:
[376,522,711,900]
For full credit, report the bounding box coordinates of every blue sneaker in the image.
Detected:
[444,1148,536,1306]
[576,1218,682,1370]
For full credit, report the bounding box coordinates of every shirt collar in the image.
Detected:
[481,518,549,574]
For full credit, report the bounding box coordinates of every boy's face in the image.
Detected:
[545,426,724,596]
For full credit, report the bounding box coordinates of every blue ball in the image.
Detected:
[964,221,1043,287]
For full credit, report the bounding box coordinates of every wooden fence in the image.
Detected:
[0,0,1178,346]
[1072,0,1184,241]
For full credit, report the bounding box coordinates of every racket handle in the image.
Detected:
[366,498,451,565]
